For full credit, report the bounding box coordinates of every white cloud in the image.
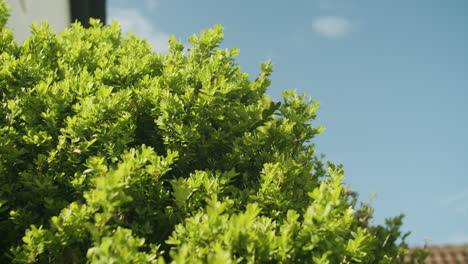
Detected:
[107,7,170,53]
[312,16,352,38]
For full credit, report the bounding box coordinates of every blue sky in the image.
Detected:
[108,0,468,246]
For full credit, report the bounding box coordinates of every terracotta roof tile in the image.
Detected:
[409,245,468,264]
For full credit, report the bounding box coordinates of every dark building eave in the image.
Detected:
[70,0,106,28]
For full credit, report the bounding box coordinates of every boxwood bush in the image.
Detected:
[0,1,427,263]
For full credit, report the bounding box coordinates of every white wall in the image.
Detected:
[5,0,70,43]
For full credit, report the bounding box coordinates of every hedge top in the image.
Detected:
[0,1,427,263]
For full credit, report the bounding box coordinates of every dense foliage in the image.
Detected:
[0,2,427,263]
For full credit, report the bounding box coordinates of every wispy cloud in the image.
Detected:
[448,232,468,244]
[435,188,468,216]
[107,7,170,53]
[315,0,339,10]
[315,0,352,11]
[312,16,352,38]
[437,188,468,207]
[455,204,468,214]
[145,0,158,10]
